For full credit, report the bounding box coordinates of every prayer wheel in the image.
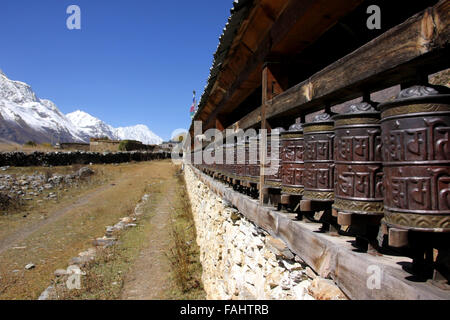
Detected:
[332,102,384,225]
[303,113,335,202]
[281,119,305,197]
[266,128,285,188]
[380,85,450,234]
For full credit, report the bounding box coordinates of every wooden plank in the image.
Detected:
[226,0,450,131]
[202,0,361,132]
[191,165,450,300]
[259,65,268,204]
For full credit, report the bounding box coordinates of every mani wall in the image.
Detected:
[0,151,170,167]
[184,165,347,300]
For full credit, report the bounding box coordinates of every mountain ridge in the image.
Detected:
[0,71,163,145]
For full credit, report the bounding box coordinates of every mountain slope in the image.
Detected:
[114,125,163,145]
[66,110,116,141]
[0,71,85,144]
[0,70,163,145]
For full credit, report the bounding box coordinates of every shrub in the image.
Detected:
[24,141,37,147]
[118,140,140,151]
[0,192,21,212]
[40,143,53,149]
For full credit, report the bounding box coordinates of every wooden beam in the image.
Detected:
[226,0,450,131]
[259,65,268,204]
[215,118,225,131]
[202,0,362,132]
[191,166,450,300]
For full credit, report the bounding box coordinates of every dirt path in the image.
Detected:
[0,184,113,255]
[120,171,176,300]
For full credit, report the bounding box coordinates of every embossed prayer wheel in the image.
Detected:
[332,102,384,220]
[224,142,235,179]
[266,128,285,188]
[380,85,450,233]
[303,113,335,202]
[281,119,305,196]
[204,145,214,172]
[247,135,260,183]
[235,138,246,180]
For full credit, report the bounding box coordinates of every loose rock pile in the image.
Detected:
[0,167,94,205]
[38,193,150,300]
[184,166,347,300]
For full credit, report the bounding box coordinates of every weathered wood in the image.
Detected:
[226,0,450,131]
[259,65,269,204]
[191,165,450,300]
[389,228,409,248]
[200,0,362,132]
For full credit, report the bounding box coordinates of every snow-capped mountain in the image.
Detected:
[115,125,163,145]
[66,110,116,141]
[0,70,163,145]
[67,110,163,145]
[0,70,85,144]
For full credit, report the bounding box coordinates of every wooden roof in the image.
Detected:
[190,0,363,134]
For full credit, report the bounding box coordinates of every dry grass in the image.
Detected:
[0,161,169,299]
[165,170,204,299]
[50,164,205,300]
[0,142,56,153]
[53,172,168,300]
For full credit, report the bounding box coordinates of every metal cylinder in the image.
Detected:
[247,135,260,183]
[303,113,335,202]
[281,120,305,196]
[332,102,384,217]
[224,142,235,179]
[235,138,245,179]
[266,128,285,188]
[380,85,450,232]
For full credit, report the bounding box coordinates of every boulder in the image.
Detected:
[308,277,348,300]
[265,236,294,260]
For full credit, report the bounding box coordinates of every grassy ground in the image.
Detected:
[0,142,56,153]
[165,170,205,299]
[0,160,205,300]
[0,161,178,299]
[54,165,205,300]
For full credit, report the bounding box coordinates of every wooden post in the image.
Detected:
[259,66,268,204]
[259,61,288,204]
[215,117,225,132]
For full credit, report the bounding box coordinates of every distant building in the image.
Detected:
[160,141,180,151]
[58,142,90,151]
[89,138,158,152]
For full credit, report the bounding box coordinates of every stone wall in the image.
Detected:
[59,143,90,151]
[184,166,347,300]
[89,139,121,152]
[0,151,169,167]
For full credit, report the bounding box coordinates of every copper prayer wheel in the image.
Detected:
[266,128,285,188]
[215,143,223,174]
[247,135,260,183]
[281,119,305,196]
[235,138,245,180]
[303,113,335,202]
[332,102,384,220]
[224,142,235,179]
[380,85,450,233]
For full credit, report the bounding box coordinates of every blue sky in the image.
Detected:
[0,0,232,140]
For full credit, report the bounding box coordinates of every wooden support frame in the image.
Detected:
[259,66,268,204]
[259,61,288,204]
[227,0,450,131]
[191,165,450,300]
